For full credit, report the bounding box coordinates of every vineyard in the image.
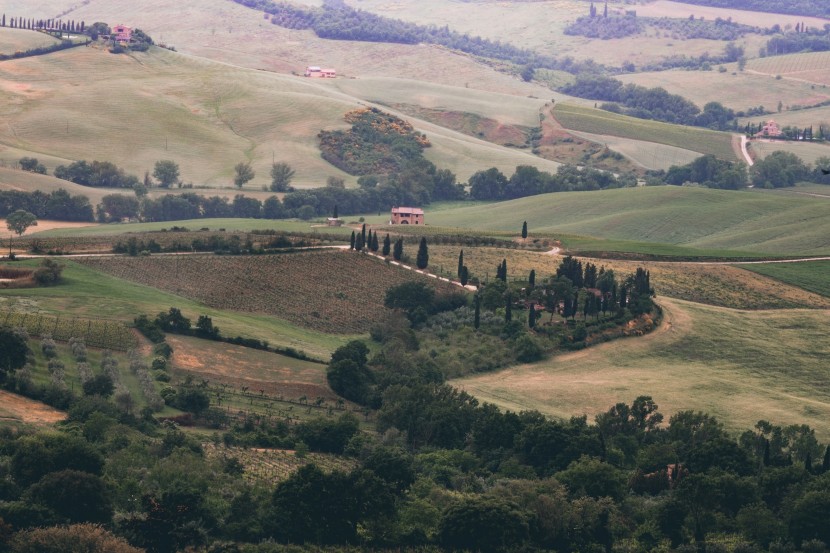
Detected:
[203,443,358,485]
[76,250,458,333]
[0,310,137,350]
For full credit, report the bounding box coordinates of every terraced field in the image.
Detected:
[552,104,738,161]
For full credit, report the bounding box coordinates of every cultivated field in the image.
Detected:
[636,0,830,29]
[739,260,830,299]
[552,103,738,161]
[739,105,830,130]
[618,68,830,113]
[568,130,703,170]
[453,298,830,439]
[424,186,830,255]
[0,27,60,54]
[746,51,830,87]
[75,250,458,333]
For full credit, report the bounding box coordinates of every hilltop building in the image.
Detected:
[390,207,424,225]
[112,24,132,43]
[305,66,336,78]
[755,120,783,138]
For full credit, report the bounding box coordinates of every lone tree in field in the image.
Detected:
[521,221,528,239]
[270,162,295,192]
[416,237,429,270]
[234,161,255,189]
[6,210,37,258]
[153,160,180,188]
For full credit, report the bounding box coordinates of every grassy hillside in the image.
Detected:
[552,103,738,161]
[568,130,703,170]
[0,27,60,54]
[618,67,830,113]
[453,298,830,439]
[739,260,830,298]
[746,51,830,87]
[636,1,830,28]
[423,186,830,255]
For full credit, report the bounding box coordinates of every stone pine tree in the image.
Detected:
[521,221,528,239]
[393,238,403,261]
[474,293,481,330]
[350,231,356,250]
[457,250,464,278]
[528,303,536,329]
[416,237,429,270]
[382,234,391,256]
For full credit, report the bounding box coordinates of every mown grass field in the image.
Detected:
[740,105,830,130]
[750,140,830,165]
[0,27,60,54]
[453,298,830,439]
[552,104,738,161]
[618,68,830,113]
[423,186,830,255]
[739,261,830,299]
[0,259,351,359]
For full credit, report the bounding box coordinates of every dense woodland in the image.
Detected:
[565,12,763,41]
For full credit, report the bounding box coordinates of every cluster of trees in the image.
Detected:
[0,38,85,62]
[565,14,643,40]
[743,121,830,140]
[662,154,748,189]
[54,160,140,189]
[748,151,823,188]
[0,14,85,33]
[0,189,94,222]
[650,14,763,41]
[561,74,737,129]
[469,164,635,201]
[763,27,830,56]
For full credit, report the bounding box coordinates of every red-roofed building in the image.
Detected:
[390,207,424,225]
[755,120,783,138]
[112,24,132,43]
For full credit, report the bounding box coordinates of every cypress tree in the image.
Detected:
[382,233,391,256]
[528,303,535,328]
[457,250,464,278]
[505,293,512,323]
[350,231,355,250]
[474,293,481,330]
[367,229,373,250]
[805,452,813,474]
[603,1,608,17]
[355,231,364,251]
[393,238,403,261]
[333,204,338,219]
[361,224,366,246]
[521,221,528,239]
[371,232,379,252]
[416,237,429,270]
[528,269,536,289]
[460,266,469,287]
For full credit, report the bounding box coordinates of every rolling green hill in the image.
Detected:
[0,27,60,54]
[424,186,830,255]
[553,103,739,161]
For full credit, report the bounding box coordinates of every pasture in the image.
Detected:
[618,68,830,114]
[423,186,830,255]
[0,27,60,54]
[552,103,738,161]
[453,298,830,439]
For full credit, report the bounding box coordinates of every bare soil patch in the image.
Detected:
[0,390,66,425]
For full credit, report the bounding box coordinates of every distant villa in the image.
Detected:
[754,120,783,138]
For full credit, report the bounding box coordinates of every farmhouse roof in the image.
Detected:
[391,207,424,215]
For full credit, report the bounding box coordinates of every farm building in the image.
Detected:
[755,120,783,138]
[390,207,424,225]
[305,66,336,78]
[112,24,132,43]
[326,217,344,227]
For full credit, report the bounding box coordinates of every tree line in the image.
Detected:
[670,0,830,18]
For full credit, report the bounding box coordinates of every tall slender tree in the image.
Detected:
[382,234,391,256]
[416,237,429,270]
[370,232,379,252]
[460,266,469,287]
[521,221,528,239]
[474,293,481,330]
[528,303,536,329]
[505,292,513,323]
[393,238,403,261]
[349,231,356,250]
[457,250,464,278]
